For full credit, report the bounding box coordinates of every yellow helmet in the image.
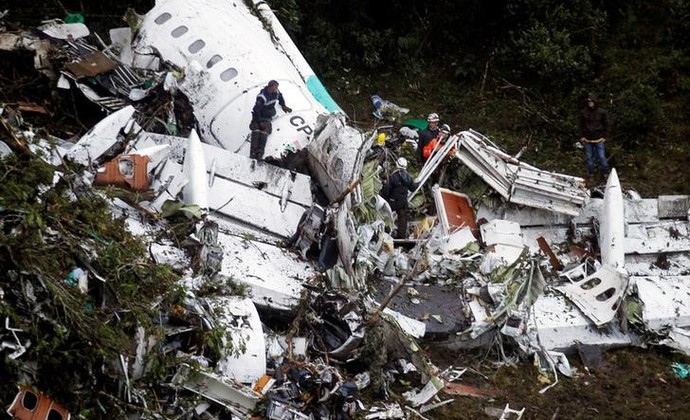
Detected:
[377,133,386,146]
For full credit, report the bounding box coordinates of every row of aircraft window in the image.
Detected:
[154,12,238,82]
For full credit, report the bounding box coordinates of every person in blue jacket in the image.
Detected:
[249,80,292,160]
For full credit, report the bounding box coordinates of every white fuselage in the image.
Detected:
[132,0,341,159]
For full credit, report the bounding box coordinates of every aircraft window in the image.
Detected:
[21,391,38,410]
[207,55,222,68]
[171,26,188,38]
[154,13,171,24]
[333,158,344,175]
[47,409,64,420]
[220,68,238,81]
[188,40,206,53]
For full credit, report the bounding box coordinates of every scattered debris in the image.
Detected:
[671,362,690,379]
[7,386,71,420]
[1,0,690,417]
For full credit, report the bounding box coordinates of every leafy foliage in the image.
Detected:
[0,152,181,411]
[270,0,690,194]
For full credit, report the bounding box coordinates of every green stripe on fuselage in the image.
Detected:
[306,75,341,113]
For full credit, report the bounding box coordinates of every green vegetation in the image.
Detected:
[273,0,690,195]
[0,151,184,412]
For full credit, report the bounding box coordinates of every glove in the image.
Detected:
[282,105,292,113]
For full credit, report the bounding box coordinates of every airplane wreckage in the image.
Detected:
[1,0,690,418]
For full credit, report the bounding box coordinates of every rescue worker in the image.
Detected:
[361,312,430,397]
[250,80,292,160]
[381,157,418,239]
[416,113,441,165]
[361,312,388,397]
[422,123,452,161]
[578,94,609,176]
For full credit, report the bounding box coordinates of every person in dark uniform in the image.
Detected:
[381,157,418,239]
[416,113,440,165]
[578,94,609,176]
[249,80,292,160]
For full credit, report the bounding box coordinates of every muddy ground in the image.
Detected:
[2,6,690,419]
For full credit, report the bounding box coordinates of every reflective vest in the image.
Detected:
[423,138,440,159]
[423,136,455,159]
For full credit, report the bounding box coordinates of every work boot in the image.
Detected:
[249,131,268,160]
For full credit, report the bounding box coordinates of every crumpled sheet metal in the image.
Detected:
[555,264,629,327]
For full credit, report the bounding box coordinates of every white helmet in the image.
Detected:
[396,157,408,169]
[427,113,440,122]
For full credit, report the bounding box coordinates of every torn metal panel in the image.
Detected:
[660,327,690,356]
[368,277,468,339]
[94,154,151,191]
[633,276,690,332]
[212,297,266,384]
[307,113,369,203]
[658,195,690,219]
[519,225,593,255]
[437,226,478,254]
[0,32,55,78]
[381,306,427,339]
[7,386,71,420]
[412,134,461,198]
[65,105,136,166]
[64,51,118,78]
[128,144,170,169]
[403,376,444,407]
[28,136,74,167]
[217,230,312,311]
[336,199,359,277]
[265,400,312,419]
[432,185,477,236]
[37,21,89,40]
[134,132,312,239]
[625,253,690,277]
[0,140,10,157]
[132,0,339,158]
[172,364,261,417]
[73,81,129,111]
[355,221,394,275]
[556,265,628,327]
[479,220,525,274]
[311,292,365,361]
[1,317,30,360]
[456,130,589,216]
[364,294,427,338]
[265,334,307,366]
[624,198,661,223]
[529,294,635,351]
[625,221,690,254]
[146,159,187,211]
